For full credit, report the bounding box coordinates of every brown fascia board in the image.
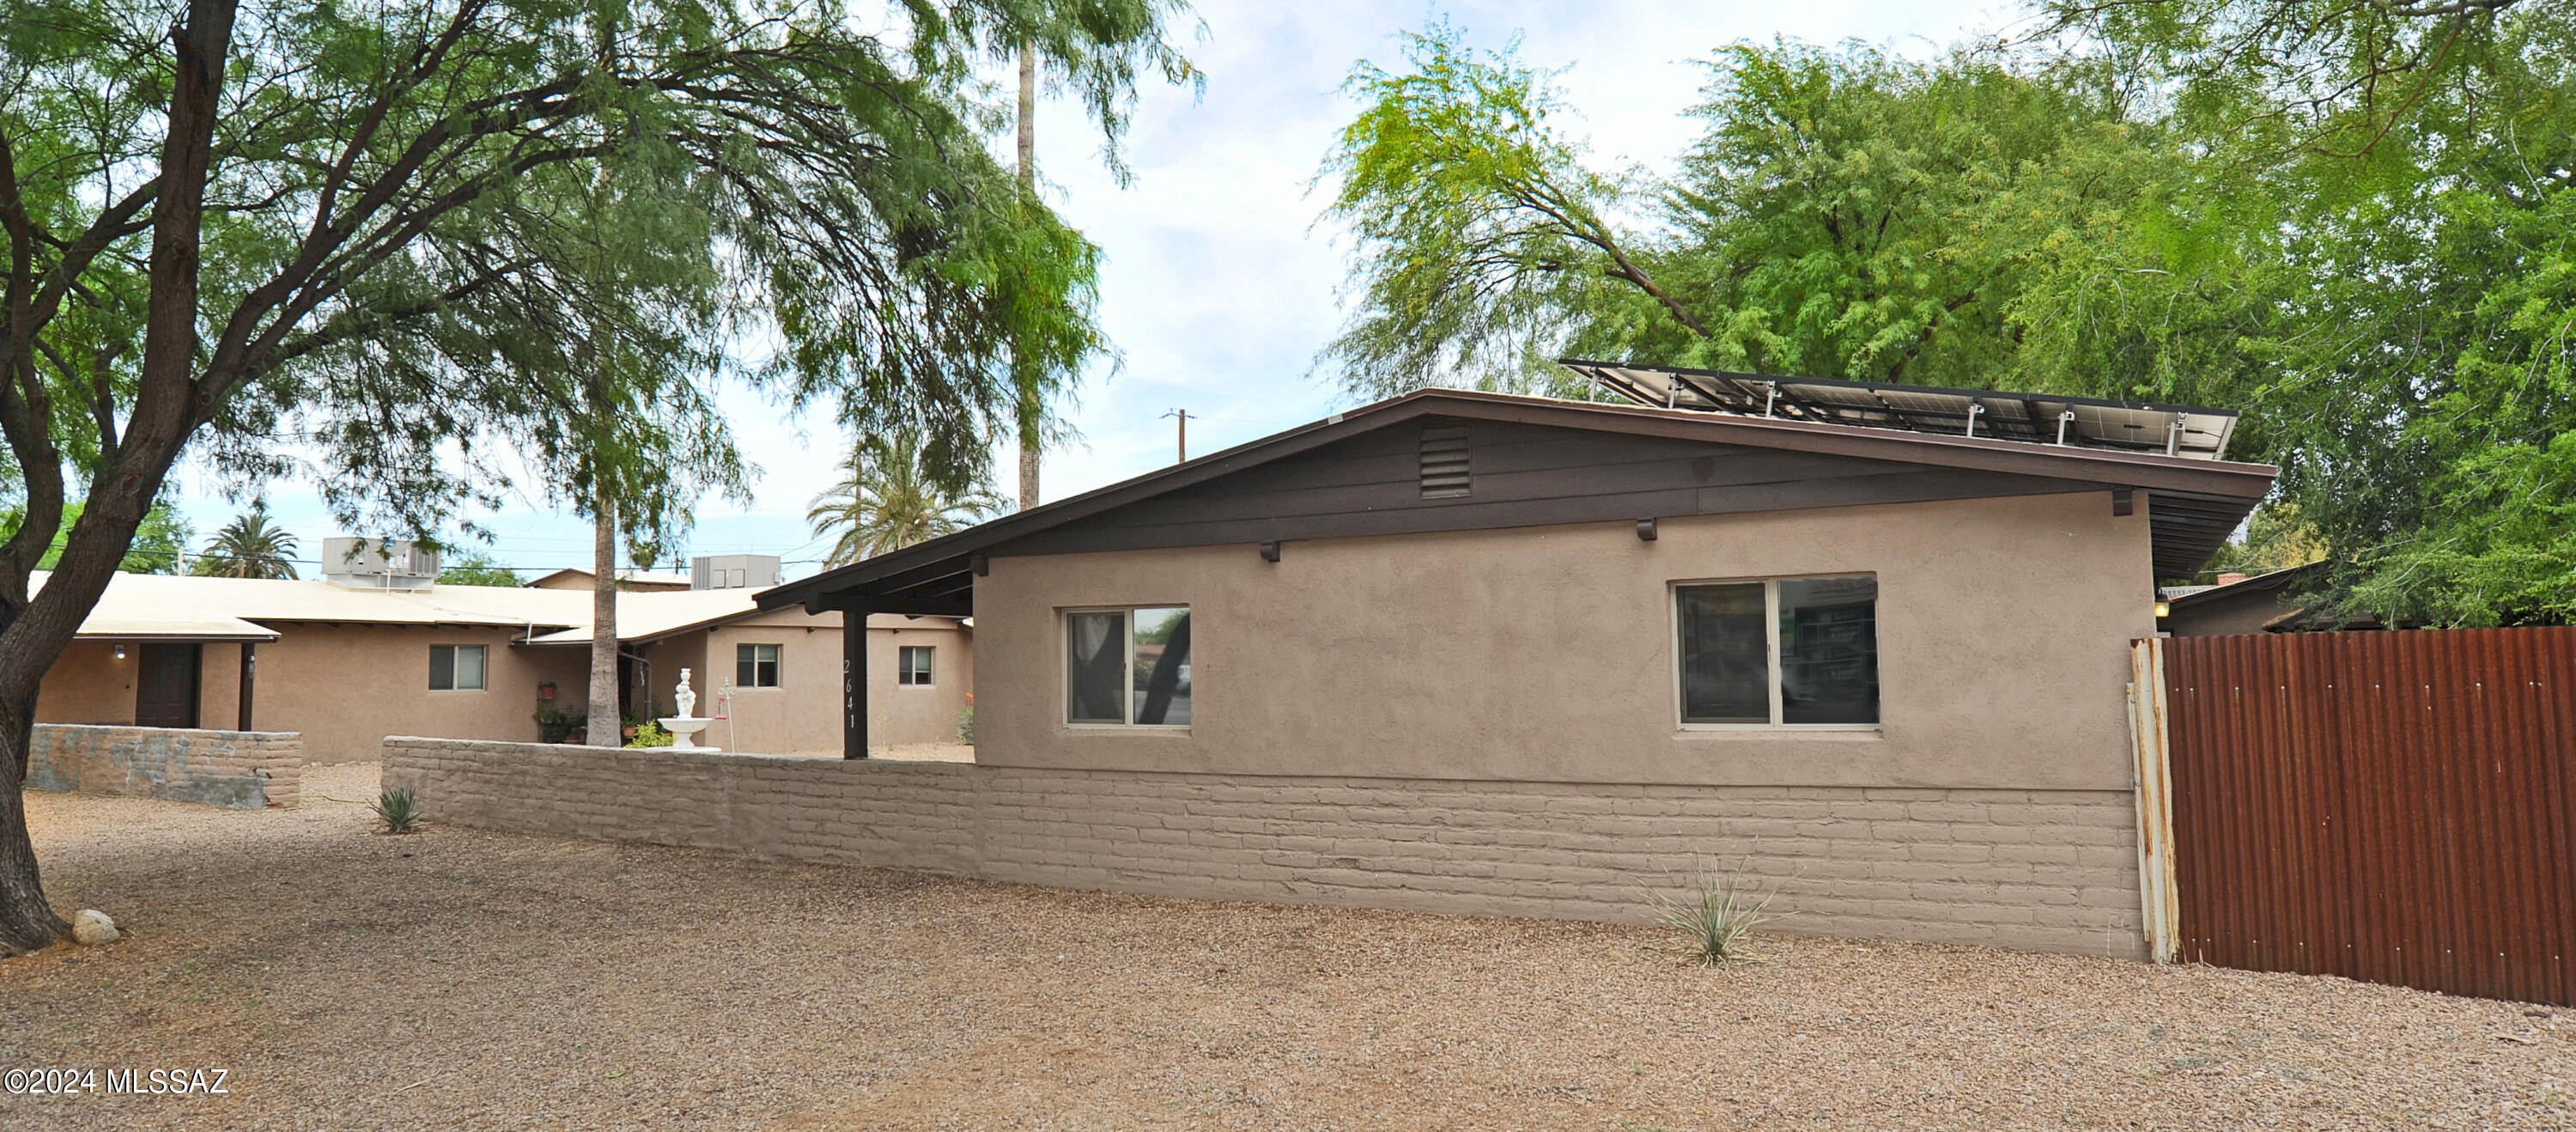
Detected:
[758,387,2280,610]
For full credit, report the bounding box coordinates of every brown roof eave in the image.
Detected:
[759,387,2280,612]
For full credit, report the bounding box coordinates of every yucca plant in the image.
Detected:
[1646,861,1782,965]
[371,787,422,834]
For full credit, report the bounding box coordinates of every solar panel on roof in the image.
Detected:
[1560,360,2239,460]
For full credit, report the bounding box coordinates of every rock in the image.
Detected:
[70,910,118,946]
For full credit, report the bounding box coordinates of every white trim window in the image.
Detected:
[429,643,487,691]
[1064,606,1192,727]
[1675,575,1878,727]
[897,645,933,686]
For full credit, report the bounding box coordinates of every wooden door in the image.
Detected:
[135,643,201,728]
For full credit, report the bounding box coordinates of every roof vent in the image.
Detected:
[1419,423,1471,499]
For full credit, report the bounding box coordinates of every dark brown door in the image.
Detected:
[135,643,201,728]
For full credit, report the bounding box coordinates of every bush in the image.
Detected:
[532,700,580,743]
[956,707,975,746]
[371,787,422,834]
[1646,861,1781,965]
[624,721,674,748]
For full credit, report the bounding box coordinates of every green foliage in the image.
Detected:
[533,697,583,744]
[1322,11,2576,624]
[191,508,298,580]
[2,500,193,575]
[624,721,674,749]
[2199,504,2327,581]
[0,0,1194,612]
[806,429,1009,566]
[957,706,976,746]
[436,550,522,588]
[1645,861,1781,966]
[1321,31,2263,405]
[370,788,422,834]
[1319,25,1645,396]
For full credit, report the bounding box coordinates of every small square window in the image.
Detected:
[1064,606,1191,727]
[736,643,781,688]
[897,646,933,686]
[430,644,486,691]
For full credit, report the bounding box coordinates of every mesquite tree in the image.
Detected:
[0,0,1190,952]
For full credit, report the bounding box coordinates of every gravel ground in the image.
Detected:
[4,767,2569,1131]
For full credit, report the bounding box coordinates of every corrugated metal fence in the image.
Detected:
[2149,629,2576,1006]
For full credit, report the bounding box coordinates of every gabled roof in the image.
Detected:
[2164,562,2324,612]
[759,386,2280,618]
[47,571,582,633]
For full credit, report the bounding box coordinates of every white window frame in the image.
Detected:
[429,643,487,692]
[1672,575,1879,732]
[896,645,934,687]
[1061,605,1192,730]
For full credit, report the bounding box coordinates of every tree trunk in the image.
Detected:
[0,0,236,954]
[0,675,70,954]
[1015,39,1042,511]
[588,486,621,746]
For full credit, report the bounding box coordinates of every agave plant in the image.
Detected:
[370,787,422,834]
[1646,861,1783,965]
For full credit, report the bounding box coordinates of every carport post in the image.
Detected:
[236,642,257,730]
[843,606,867,759]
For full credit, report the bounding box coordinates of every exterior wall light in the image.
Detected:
[2154,600,2172,618]
[114,644,127,660]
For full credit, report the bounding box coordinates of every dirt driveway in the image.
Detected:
[3,767,2567,1130]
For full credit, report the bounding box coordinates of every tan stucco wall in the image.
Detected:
[239,624,590,762]
[36,642,140,726]
[688,612,972,753]
[975,491,2157,791]
[39,641,259,729]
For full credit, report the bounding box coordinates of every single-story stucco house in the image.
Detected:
[730,363,2275,956]
[35,557,970,761]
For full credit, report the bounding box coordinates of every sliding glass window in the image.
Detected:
[1675,576,1878,727]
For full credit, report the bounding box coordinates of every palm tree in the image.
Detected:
[807,431,1006,567]
[192,508,300,579]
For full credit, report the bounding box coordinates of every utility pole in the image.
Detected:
[1013,40,1041,511]
[1163,408,1190,463]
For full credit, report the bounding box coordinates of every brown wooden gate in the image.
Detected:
[2150,628,2576,1006]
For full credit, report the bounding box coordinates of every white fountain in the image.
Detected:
[660,669,718,752]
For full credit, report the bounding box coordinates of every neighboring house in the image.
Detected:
[2158,563,2324,636]
[519,600,970,756]
[2156,562,2395,636]
[523,568,696,592]
[34,557,969,760]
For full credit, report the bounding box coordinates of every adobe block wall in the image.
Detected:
[383,739,2145,958]
[31,724,303,810]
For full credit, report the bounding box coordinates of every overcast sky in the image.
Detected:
[167,0,2019,581]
